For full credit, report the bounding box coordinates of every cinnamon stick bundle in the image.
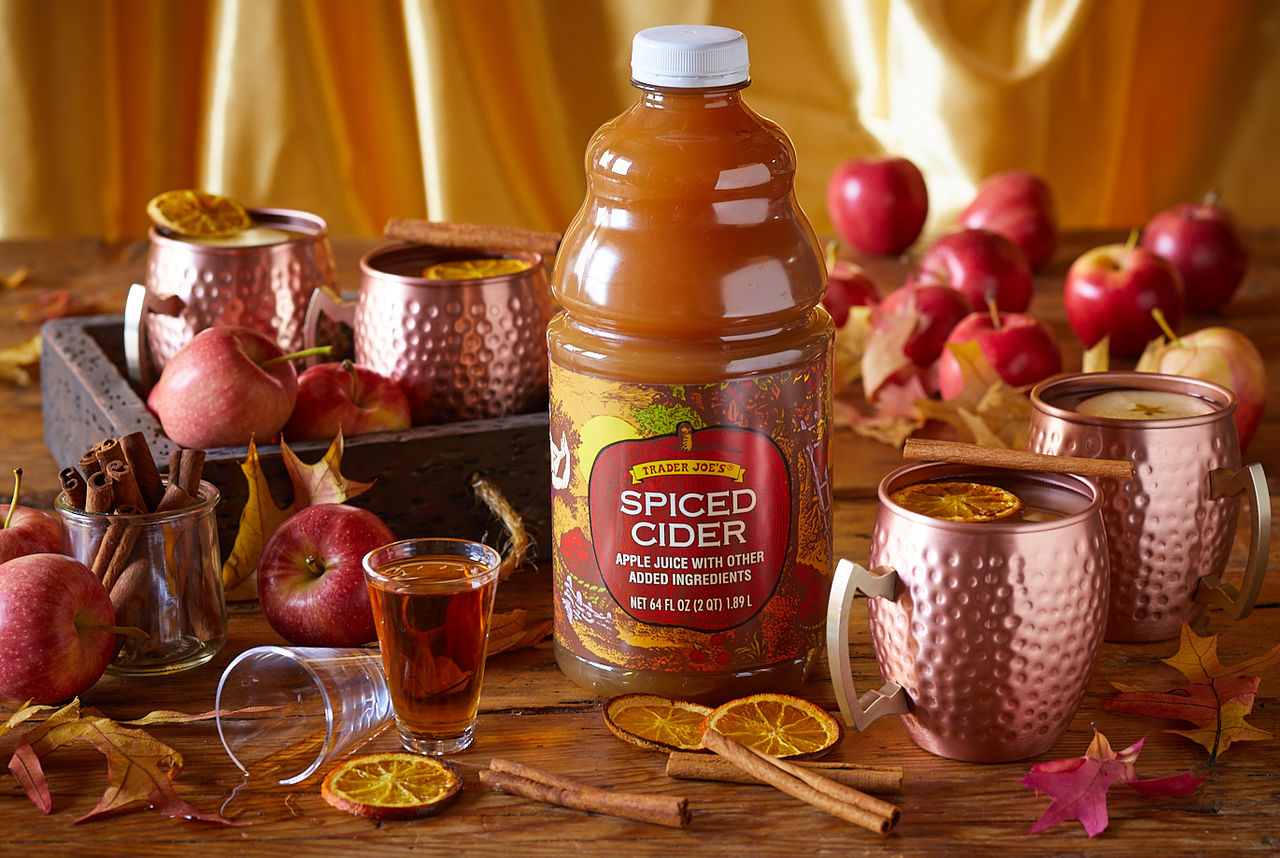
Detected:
[384,219,561,260]
[701,730,899,835]
[665,752,903,794]
[480,758,690,828]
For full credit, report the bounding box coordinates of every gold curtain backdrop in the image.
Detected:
[1,0,1278,242]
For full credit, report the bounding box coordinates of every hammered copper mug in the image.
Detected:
[1028,371,1270,643]
[826,462,1109,763]
[125,207,337,387]
[304,243,553,424]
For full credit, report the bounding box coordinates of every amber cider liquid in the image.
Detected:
[366,558,497,739]
[548,73,833,701]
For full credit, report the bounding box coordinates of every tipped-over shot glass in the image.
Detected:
[215,646,392,785]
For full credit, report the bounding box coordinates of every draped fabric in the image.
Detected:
[1,0,1277,242]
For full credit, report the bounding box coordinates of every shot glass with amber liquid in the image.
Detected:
[362,538,501,754]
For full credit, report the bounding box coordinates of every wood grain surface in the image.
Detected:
[1,232,1278,856]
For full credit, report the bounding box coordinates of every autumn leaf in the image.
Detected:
[861,299,917,402]
[0,335,42,386]
[1082,337,1111,373]
[6,699,240,825]
[915,341,1031,448]
[1021,729,1204,837]
[1103,623,1280,761]
[221,432,373,600]
[832,305,873,392]
[3,266,29,289]
[488,609,553,656]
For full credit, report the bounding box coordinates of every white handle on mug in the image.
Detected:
[303,285,355,367]
[123,283,184,388]
[1197,463,1271,620]
[825,558,910,731]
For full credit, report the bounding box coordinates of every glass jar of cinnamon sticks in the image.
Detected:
[55,433,227,675]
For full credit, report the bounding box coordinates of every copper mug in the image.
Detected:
[304,243,553,424]
[826,462,1109,762]
[125,208,337,387]
[1028,371,1270,643]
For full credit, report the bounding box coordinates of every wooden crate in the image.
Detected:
[40,315,552,560]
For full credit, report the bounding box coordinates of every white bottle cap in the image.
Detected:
[631,25,749,88]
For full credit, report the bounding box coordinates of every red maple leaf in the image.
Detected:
[1103,623,1280,762]
[1021,729,1203,837]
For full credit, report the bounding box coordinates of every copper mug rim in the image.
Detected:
[877,460,1105,532]
[359,242,545,285]
[147,207,330,254]
[1029,371,1236,429]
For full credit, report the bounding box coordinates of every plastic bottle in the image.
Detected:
[548,25,833,703]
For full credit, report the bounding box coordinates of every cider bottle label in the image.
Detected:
[549,356,831,673]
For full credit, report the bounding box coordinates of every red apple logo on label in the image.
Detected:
[588,423,790,631]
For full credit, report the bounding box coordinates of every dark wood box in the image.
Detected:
[40,315,552,560]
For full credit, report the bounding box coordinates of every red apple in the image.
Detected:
[151,325,299,449]
[283,361,412,442]
[1064,240,1186,358]
[1,468,64,564]
[916,228,1034,312]
[0,553,116,703]
[257,503,395,647]
[959,170,1058,271]
[937,309,1063,400]
[826,156,928,256]
[1140,192,1250,313]
[1144,325,1266,450]
[822,257,879,328]
[875,280,972,368]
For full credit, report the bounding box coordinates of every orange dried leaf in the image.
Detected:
[221,432,374,600]
[832,305,873,392]
[0,335,41,386]
[916,342,1030,448]
[3,266,30,289]
[487,609,553,656]
[861,302,916,401]
[1,700,55,737]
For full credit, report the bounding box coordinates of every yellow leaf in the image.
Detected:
[1162,622,1280,682]
[1,701,53,737]
[832,305,873,392]
[1082,337,1110,373]
[0,335,41,386]
[915,342,1031,447]
[3,267,29,289]
[221,432,374,601]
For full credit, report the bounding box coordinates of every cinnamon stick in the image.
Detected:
[701,729,898,835]
[92,436,127,471]
[99,505,144,590]
[481,758,690,828]
[176,448,205,496]
[78,450,102,479]
[902,437,1134,481]
[384,219,561,260]
[84,470,114,514]
[121,431,166,512]
[665,752,903,794]
[105,459,147,512]
[59,467,87,510]
[109,556,152,631]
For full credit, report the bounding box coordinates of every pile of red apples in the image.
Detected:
[824,156,1265,450]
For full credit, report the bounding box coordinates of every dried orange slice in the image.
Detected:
[889,480,1022,523]
[703,693,842,760]
[321,752,462,820]
[422,257,532,280]
[603,693,713,753]
[146,189,251,238]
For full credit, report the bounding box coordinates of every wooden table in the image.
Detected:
[1,232,1278,856]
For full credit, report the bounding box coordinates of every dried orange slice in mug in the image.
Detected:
[703,693,842,759]
[422,257,532,280]
[603,693,713,753]
[889,480,1022,523]
[321,752,462,820]
[146,189,251,238]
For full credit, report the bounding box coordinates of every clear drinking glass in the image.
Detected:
[215,646,393,785]
[56,480,226,675]
[362,538,502,755]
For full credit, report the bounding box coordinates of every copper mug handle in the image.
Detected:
[303,285,355,367]
[825,558,911,731]
[1196,463,1271,620]
[123,283,184,388]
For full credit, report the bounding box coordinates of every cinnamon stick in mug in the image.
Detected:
[902,437,1133,480]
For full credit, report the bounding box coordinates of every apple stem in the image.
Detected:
[986,297,1001,329]
[1123,229,1139,255]
[3,468,20,529]
[304,555,326,578]
[77,619,149,640]
[1204,188,1221,207]
[261,345,333,368]
[1151,308,1182,345]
